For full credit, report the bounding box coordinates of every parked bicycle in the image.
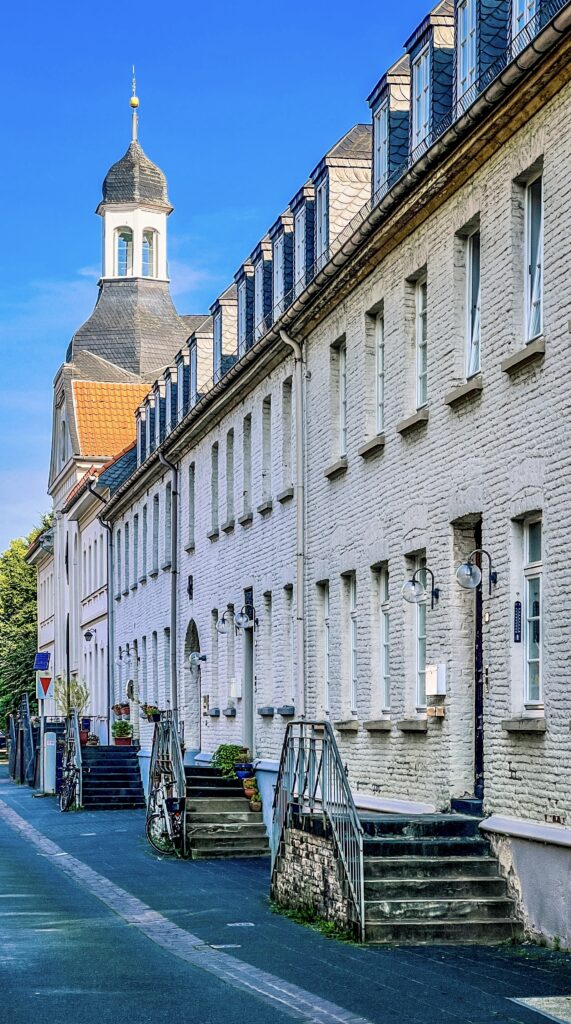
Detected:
[145,766,185,856]
[59,759,81,812]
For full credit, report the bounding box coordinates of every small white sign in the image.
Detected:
[425,663,446,696]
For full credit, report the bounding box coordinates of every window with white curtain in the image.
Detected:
[379,568,390,711]
[412,47,430,148]
[349,575,358,714]
[466,231,481,376]
[457,0,477,98]
[416,555,427,708]
[373,102,389,194]
[375,314,385,434]
[320,582,330,713]
[525,175,543,341]
[524,518,542,705]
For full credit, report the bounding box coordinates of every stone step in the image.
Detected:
[186,786,248,799]
[451,797,484,817]
[189,833,269,852]
[187,823,268,842]
[83,772,143,783]
[188,810,263,824]
[83,785,145,799]
[190,843,270,860]
[185,765,223,777]
[365,918,522,945]
[359,814,480,839]
[186,797,250,812]
[82,798,146,808]
[364,876,507,900]
[363,837,490,858]
[184,775,244,789]
[364,896,515,922]
[83,747,139,756]
[364,856,499,879]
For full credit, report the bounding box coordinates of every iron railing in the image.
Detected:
[147,710,187,857]
[63,710,83,807]
[7,714,17,780]
[271,720,365,941]
[20,694,36,787]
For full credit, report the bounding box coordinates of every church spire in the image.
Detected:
[130,66,139,143]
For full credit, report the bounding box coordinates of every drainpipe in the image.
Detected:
[279,329,306,718]
[158,451,179,715]
[88,478,113,745]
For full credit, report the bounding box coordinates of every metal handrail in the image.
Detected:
[271,720,365,941]
[19,694,36,786]
[7,714,17,779]
[63,710,83,807]
[147,710,187,857]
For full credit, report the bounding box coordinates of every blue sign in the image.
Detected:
[33,652,51,671]
[514,601,522,644]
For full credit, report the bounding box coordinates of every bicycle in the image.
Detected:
[59,760,80,812]
[145,769,185,857]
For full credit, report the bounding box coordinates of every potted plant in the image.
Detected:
[112,703,122,716]
[212,744,249,779]
[250,793,262,812]
[86,733,99,747]
[234,750,254,778]
[112,720,133,746]
[243,776,257,799]
[119,702,130,718]
[141,703,162,723]
[79,726,89,746]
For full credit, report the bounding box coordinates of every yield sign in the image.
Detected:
[36,671,54,700]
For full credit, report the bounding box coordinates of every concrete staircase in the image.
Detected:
[81,746,146,810]
[360,813,522,944]
[185,765,269,859]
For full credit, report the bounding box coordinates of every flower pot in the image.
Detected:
[148,713,161,723]
[79,729,89,746]
[114,737,132,746]
[249,800,262,812]
[244,788,256,800]
[86,740,99,747]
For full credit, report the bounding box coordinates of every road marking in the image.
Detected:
[0,799,371,1024]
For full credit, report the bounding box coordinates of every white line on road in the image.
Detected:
[0,799,372,1024]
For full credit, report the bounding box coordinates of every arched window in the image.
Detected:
[142,229,157,278]
[116,228,133,276]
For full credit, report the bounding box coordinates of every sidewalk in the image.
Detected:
[1,766,570,1024]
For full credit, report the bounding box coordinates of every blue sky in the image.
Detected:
[0,0,428,551]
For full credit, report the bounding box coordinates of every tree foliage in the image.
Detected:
[0,515,52,727]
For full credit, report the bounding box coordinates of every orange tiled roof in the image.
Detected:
[72,380,149,458]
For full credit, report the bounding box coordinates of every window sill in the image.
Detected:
[114,593,121,602]
[208,708,221,718]
[238,511,253,527]
[222,707,236,718]
[257,499,273,517]
[221,518,235,534]
[138,574,147,585]
[443,374,483,408]
[130,582,138,592]
[277,486,294,504]
[501,336,545,375]
[324,457,348,481]
[397,718,428,733]
[396,408,429,436]
[358,433,385,459]
[207,528,219,542]
[501,716,546,733]
[161,561,172,572]
[148,569,159,579]
[334,719,359,733]
[257,706,275,717]
[184,543,195,554]
[122,589,129,597]
[363,719,392,732]
[277,705,295,717]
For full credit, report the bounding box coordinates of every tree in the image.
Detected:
[0,516,52,727]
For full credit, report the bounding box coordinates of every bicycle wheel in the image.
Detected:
[145,811,176,855]
[59,774,75,812]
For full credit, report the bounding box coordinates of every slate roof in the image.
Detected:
[327,124,372,162]
[96,444,137,495]
[100,141,172,211]
[72,380,150,457]
[68,279,191,379]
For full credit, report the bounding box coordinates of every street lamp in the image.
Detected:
[402,567,440,610]
[235,604,258,631]
[456,549,497,595]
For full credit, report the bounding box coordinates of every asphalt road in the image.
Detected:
[1,765,570,1024]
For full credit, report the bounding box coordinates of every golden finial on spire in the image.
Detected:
[130,65,139,142]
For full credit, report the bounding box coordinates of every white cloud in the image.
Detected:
[168,258,215,298]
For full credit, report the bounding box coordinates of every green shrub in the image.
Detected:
[212,744,249,778]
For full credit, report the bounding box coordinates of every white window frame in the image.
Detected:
[373,101,389,195]
[380,568,390,711]
[142,229,157,278]
[294,208,306,294]
[412,46,430,148]
[316,180,328,261]
[154,392,161,449]
[513,0,537,35]
[375,314,385,434]
[466,230,481,377]
[213,312,222,382]
[415,276,428,408]
[145,403,152,454]
[176,358,185,420]
[416,555,427,709]
[188,463,195,549]
[165,377,172,435]
[457,0,477,99]
[523,517,542,706]
[254,261,265,340]
[238,280,247,356]
[525,174,543,342]
[116,227,133,277]
[322,583,331,713]
[339,342,348,457]
[273,234,285,314]
[349,575,358,714]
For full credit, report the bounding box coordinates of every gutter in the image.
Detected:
[158,452,179,715]
[88,478,113,744]
[279,330,306,719]
[102,6,571,521]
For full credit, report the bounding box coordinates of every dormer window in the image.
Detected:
[513,0,536,35]
[165,377,172,435]
[254,262,265,340]
[412,47,430,149]
[294,209,306,296]
[457,0,477,99]
[116,228,133,276]
[373,102,389,194]
[142,230,157,278]
[273,235,285,315]
[316,181,329,262]
[145,403,152,454]
[190,343,198,405]
[213,311,222,381]
[238,281,247,356]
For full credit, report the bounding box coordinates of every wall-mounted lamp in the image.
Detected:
[216,609,231,635]
[84,628,97,642]
[188,651,207,669]
[402,567,440,610]
[235,604,258,631]
[456,549,497,596]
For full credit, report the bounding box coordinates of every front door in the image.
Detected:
[473,523,484,800]
[242,587,255,755]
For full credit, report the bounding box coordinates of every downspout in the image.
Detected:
[279,329,306,718]
[158,452,179,715]
[88,478,113,745]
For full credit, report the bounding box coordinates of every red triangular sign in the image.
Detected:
[39,676,51,697]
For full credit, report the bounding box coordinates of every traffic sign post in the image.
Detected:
[35,669,53,795]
